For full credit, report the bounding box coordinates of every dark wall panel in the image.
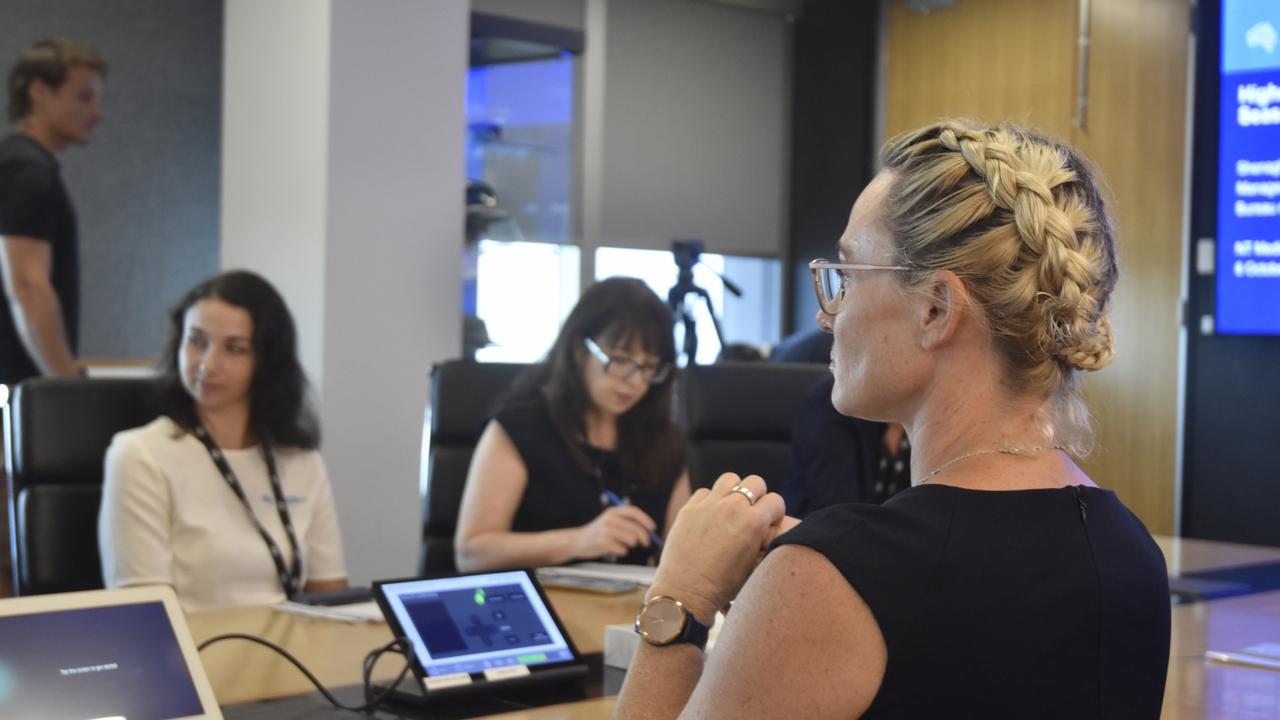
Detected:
[785,0,879,334]
[1,0,222,361]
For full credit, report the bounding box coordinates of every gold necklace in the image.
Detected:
[918,445,1066,485]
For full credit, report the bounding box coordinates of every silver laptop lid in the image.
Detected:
[0,585,222,720]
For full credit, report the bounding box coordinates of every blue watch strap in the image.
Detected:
[681,612,710,650]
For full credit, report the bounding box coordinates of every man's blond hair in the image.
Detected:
[7,37,107,122]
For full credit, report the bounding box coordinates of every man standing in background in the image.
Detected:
[0,37,106,385]
[0,38,106,598]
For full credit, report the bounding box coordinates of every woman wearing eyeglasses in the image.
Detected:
[454,277,689,572]
[614,121,1169,718]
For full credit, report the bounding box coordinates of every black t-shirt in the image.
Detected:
[0,133,80,384]
[772,484,1171,719]
[494,392,676,566]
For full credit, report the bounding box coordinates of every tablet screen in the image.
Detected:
[378,571,576,677]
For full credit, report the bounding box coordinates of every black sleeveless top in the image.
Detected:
[495,393,675,565]
[772,484,1170,719]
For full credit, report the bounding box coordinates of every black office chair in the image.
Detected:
[418,360,528,576]
[680,362,830,490]
[3,377,158,595]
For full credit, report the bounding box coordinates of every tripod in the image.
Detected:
[666,240,741,365]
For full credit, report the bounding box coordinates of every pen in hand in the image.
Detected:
[602,488,664,548]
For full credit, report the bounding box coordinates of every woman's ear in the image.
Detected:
[917,270,969,350]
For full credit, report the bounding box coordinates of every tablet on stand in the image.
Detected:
[371,570,590,705]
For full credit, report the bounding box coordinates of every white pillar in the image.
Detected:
[222,0,466,583]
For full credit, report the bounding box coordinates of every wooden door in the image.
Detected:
[883,0,1191,533]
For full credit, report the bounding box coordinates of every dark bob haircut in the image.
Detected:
[506,276,683,492]
[156,270,320,450]
[7,37,107,123]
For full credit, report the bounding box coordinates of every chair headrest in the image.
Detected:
[429,360,529,442]
[681,362,829,439]
[8,377,159,488]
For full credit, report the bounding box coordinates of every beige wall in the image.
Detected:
[223,0,468,582]
[883,0,1190,533]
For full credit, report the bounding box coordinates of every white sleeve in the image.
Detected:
[98,433,175,588]
[303,453,347,582]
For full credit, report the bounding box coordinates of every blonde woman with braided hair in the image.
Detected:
[614,120,1169,719]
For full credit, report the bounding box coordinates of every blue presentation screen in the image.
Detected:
[1219,0,1280,334]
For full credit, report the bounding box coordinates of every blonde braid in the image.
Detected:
[881,120,1120,454]
[930,124,1116,376]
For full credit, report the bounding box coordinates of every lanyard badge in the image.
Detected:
[192,424,303,597]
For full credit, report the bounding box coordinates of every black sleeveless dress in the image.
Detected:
[495,393,675,565]
[771,484,1170,719]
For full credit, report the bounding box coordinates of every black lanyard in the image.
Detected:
[192,424,302,597]
[587,451,635,507]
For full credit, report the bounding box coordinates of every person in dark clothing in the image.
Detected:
[768,326,833,364]
[716,342,766,362]
[772,326,912,514]
[616,120,1170,719]
[0,38,106,384]
[454,277,690,571]
[782,374,911,517]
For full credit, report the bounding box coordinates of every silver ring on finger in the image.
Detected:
[730,485,758,506]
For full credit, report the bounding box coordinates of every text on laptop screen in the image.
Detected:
[0,600,204,720]
[381,571,574,677]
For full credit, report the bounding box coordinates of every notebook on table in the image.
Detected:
[0,585,223,719]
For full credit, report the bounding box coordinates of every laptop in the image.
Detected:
[372,569,589,702]
[0,585,223,720]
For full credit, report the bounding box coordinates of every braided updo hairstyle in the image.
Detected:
[881,120,1118,455]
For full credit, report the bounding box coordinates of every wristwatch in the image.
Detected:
[634,595,710,650]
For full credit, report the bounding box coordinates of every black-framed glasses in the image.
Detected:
[584,338,672,385]
[809,258,913,315]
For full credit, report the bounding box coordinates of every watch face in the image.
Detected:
[638,597,687,645]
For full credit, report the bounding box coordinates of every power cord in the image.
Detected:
[198,632,422,713]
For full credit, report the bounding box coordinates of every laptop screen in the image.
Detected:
[378,571,576,677]
[0,600,206,720]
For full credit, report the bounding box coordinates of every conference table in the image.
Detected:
[193,585,631,718]
[190,535,1280,719]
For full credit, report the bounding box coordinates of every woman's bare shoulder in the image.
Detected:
[683,545,887,718]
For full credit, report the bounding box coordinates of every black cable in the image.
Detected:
[198,632,419,713]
